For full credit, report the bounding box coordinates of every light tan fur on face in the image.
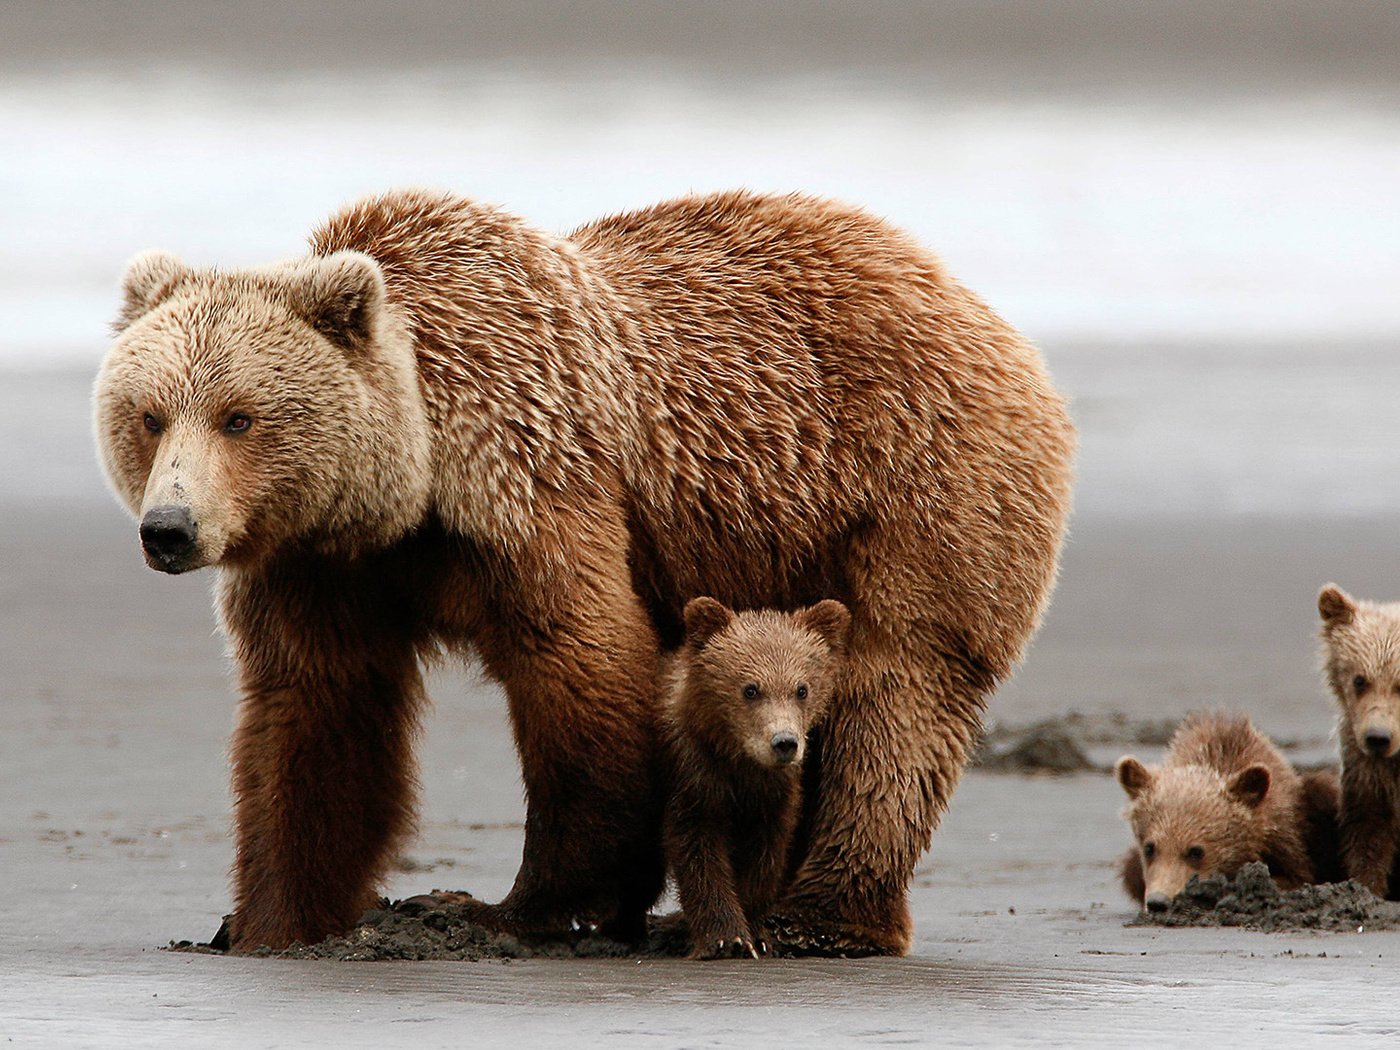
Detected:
[666,599,850,769]
[1116,758,1271,901]
[94,250,432,569]
[1319,585,1400,759]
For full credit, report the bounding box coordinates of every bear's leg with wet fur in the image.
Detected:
[1339,759,1400,898]
[220,555,426,952]
[466,522,668,940]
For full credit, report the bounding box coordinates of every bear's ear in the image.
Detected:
[1227,764,1271,808]
[683,597,734,649]
[288,251,386,352]
[1318,584,1357,628]
[114,249,191,331]
[1115,756,1153,799]
[795,599,852,653]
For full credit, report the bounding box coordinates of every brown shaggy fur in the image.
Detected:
[663,598,849,959]
[93,189,1075,954]
[1318,584,1400,899]
[1115,713,1319,910]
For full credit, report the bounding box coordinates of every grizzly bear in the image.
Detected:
[663,597,849,959]
[93,188,1075,954]
[1115,713,1328,911]
[1318,584,1400,899]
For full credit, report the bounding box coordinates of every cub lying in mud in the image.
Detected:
[1115,712,1341,911]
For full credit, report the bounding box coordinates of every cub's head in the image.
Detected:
[1115,756,1273,912]
[94,250,431,573]
[1319,584,1400,761]
[674,597,851,770]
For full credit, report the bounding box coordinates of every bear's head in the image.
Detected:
[1319,584,1400,761]
[674,597,851,770]
[1115,756,1274,911]
[94,250,432,573]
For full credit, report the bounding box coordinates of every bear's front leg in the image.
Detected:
[1339,765,1400,899]
[470,549,667,942]
[666,794,759,960]
[219,559,425,951]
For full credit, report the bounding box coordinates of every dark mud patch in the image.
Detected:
[1129,862,1400,932]
[972,709,1179,773]
[168,897,693,961]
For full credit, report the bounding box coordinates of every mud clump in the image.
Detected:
[1130,862,1400,932]
[168,896,693,961]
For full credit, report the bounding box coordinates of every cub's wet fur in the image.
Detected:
[662,597,850,959]
[1319,584,1400,899]
[1115,712,1339,911]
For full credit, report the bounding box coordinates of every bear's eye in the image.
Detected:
[742,683,759,701]
[142,412,162,434]
[1143,842,1156,860]
[1185,845,1205,863]
[796,684,809,700]
[224,413,252,435]
[1354,674,1370,694]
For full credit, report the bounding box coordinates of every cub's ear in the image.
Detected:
[1318,584,1357,628]
[795,599,852,653]
[288,251,386,351]
[1227,764,1271,808]
[683,597,734,649]
[1115,756,1153,800]
[114,250,191,331]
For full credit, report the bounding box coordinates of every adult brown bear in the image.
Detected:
[94,189,1075,954]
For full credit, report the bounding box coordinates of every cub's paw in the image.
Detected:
[692,934,761,960]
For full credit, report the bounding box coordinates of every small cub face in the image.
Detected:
[677,597,851,769]
[1319,585,1400,760]
[1115,756,1272,909]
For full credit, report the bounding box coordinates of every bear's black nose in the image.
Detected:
[1364,729,1392,757]
[1144,892,1170,913]
[771,732,799,764]
[140,505,198,571]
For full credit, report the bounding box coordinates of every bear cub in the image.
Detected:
[1115,712,1340,911]
[662,596,850,959]
[1319,584,1400,899]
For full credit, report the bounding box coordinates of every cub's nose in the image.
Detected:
[140,505,198,571]
[1364,729,1393,757]
[1144,892,1171,914]
[771,732,799,764]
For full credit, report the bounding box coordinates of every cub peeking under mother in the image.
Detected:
[93,189,1075,956]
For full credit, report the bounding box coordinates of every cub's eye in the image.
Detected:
[224,413,252,434]
[1354,674,1370,694]
[142,413,162,434]
[796,684,809,700]
[1143,842,1156,860]
[1185,846,1205,863]
[742,683,759,701]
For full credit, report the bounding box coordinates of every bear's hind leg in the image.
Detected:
[770,623,989,956]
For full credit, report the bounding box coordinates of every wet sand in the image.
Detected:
[6,364,1400,1044]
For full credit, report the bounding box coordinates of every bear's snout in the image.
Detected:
[1144,891,1171,913]
[140,505,200,573]
[770,731,800,765]
[1362,726,1394,758]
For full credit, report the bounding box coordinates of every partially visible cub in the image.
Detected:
[1319,584,1400,899]
[1114,712,1334,911]
[663,597,850,959]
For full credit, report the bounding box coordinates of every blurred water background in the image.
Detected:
[3,0,1398,522]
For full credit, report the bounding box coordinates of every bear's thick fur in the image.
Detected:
[94,189,1075,954]
[1115,713,1324,910]
[1319,584,1400,899]
[662,597,849,959]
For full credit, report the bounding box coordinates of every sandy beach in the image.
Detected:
[4,1,1400,1044]
[6,357,1400,1046]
